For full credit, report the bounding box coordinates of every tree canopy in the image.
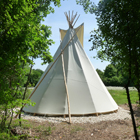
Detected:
[28,69,44,87]
[0,0,60,134]
[79,0,140,139]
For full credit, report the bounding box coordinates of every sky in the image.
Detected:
[33,0,110,71]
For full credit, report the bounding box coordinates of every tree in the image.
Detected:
[96,69,104,79]
[28,69,44,86]
[77,0,140,139]
[104,64,118,86]
[76,0,96,13]
[96,64,127,86]
[0,0,60,135]
[104,64,116,78]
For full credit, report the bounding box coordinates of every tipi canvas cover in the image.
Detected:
[23,13,118,116]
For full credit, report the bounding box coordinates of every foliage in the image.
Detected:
[28,69,44,87]
[96,64,132,86]
[0,0,60,134]
[104,64,116,78]
[104,64,123,86]
[46,126,52,135]
[84,0,140,139]
[96,68,104,80]
[89,0,140,87]
[76,0,96,13]
[0,132,19,140]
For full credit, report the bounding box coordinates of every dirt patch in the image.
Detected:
[13,104,140,140]
[120,104,140,117]
[25,119,134,140]
[119,104,130,110]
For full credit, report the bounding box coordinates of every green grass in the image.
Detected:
[109,90,139,105]
[12,119,31,129]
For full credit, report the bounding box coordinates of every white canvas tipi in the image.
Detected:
[23,12,118,118]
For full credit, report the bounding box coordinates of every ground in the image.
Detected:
[28,119,134,140]
[12,104,140,140]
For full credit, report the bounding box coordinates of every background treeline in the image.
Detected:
[96,64,133,86]
[28,63,133,87]
[23,68,44,87]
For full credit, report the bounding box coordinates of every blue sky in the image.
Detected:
[33,0,110,71]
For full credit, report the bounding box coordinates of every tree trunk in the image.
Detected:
[125,86,139,140]
[19,58,33,126]
[8,108,13,129]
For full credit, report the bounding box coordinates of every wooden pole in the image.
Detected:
[72,12,77,25]
[71,11,74,25]
[72,14,80,27]
[69,11,70,22]
[95,113,98,116]
[64,12,69,27]
[61,51,71,124]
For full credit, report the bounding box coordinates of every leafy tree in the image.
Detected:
[0,0,60,134]
[28,69,44,86]
[76,0,95,13]
[96,68,104,79]
[77,0,140,139]
[96,64,127,86]
[104,64,116,78]
[104,64,122,86]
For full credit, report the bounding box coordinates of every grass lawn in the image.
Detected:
[109,89,139,105]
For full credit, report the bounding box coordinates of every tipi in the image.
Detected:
[23,12,118,120]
